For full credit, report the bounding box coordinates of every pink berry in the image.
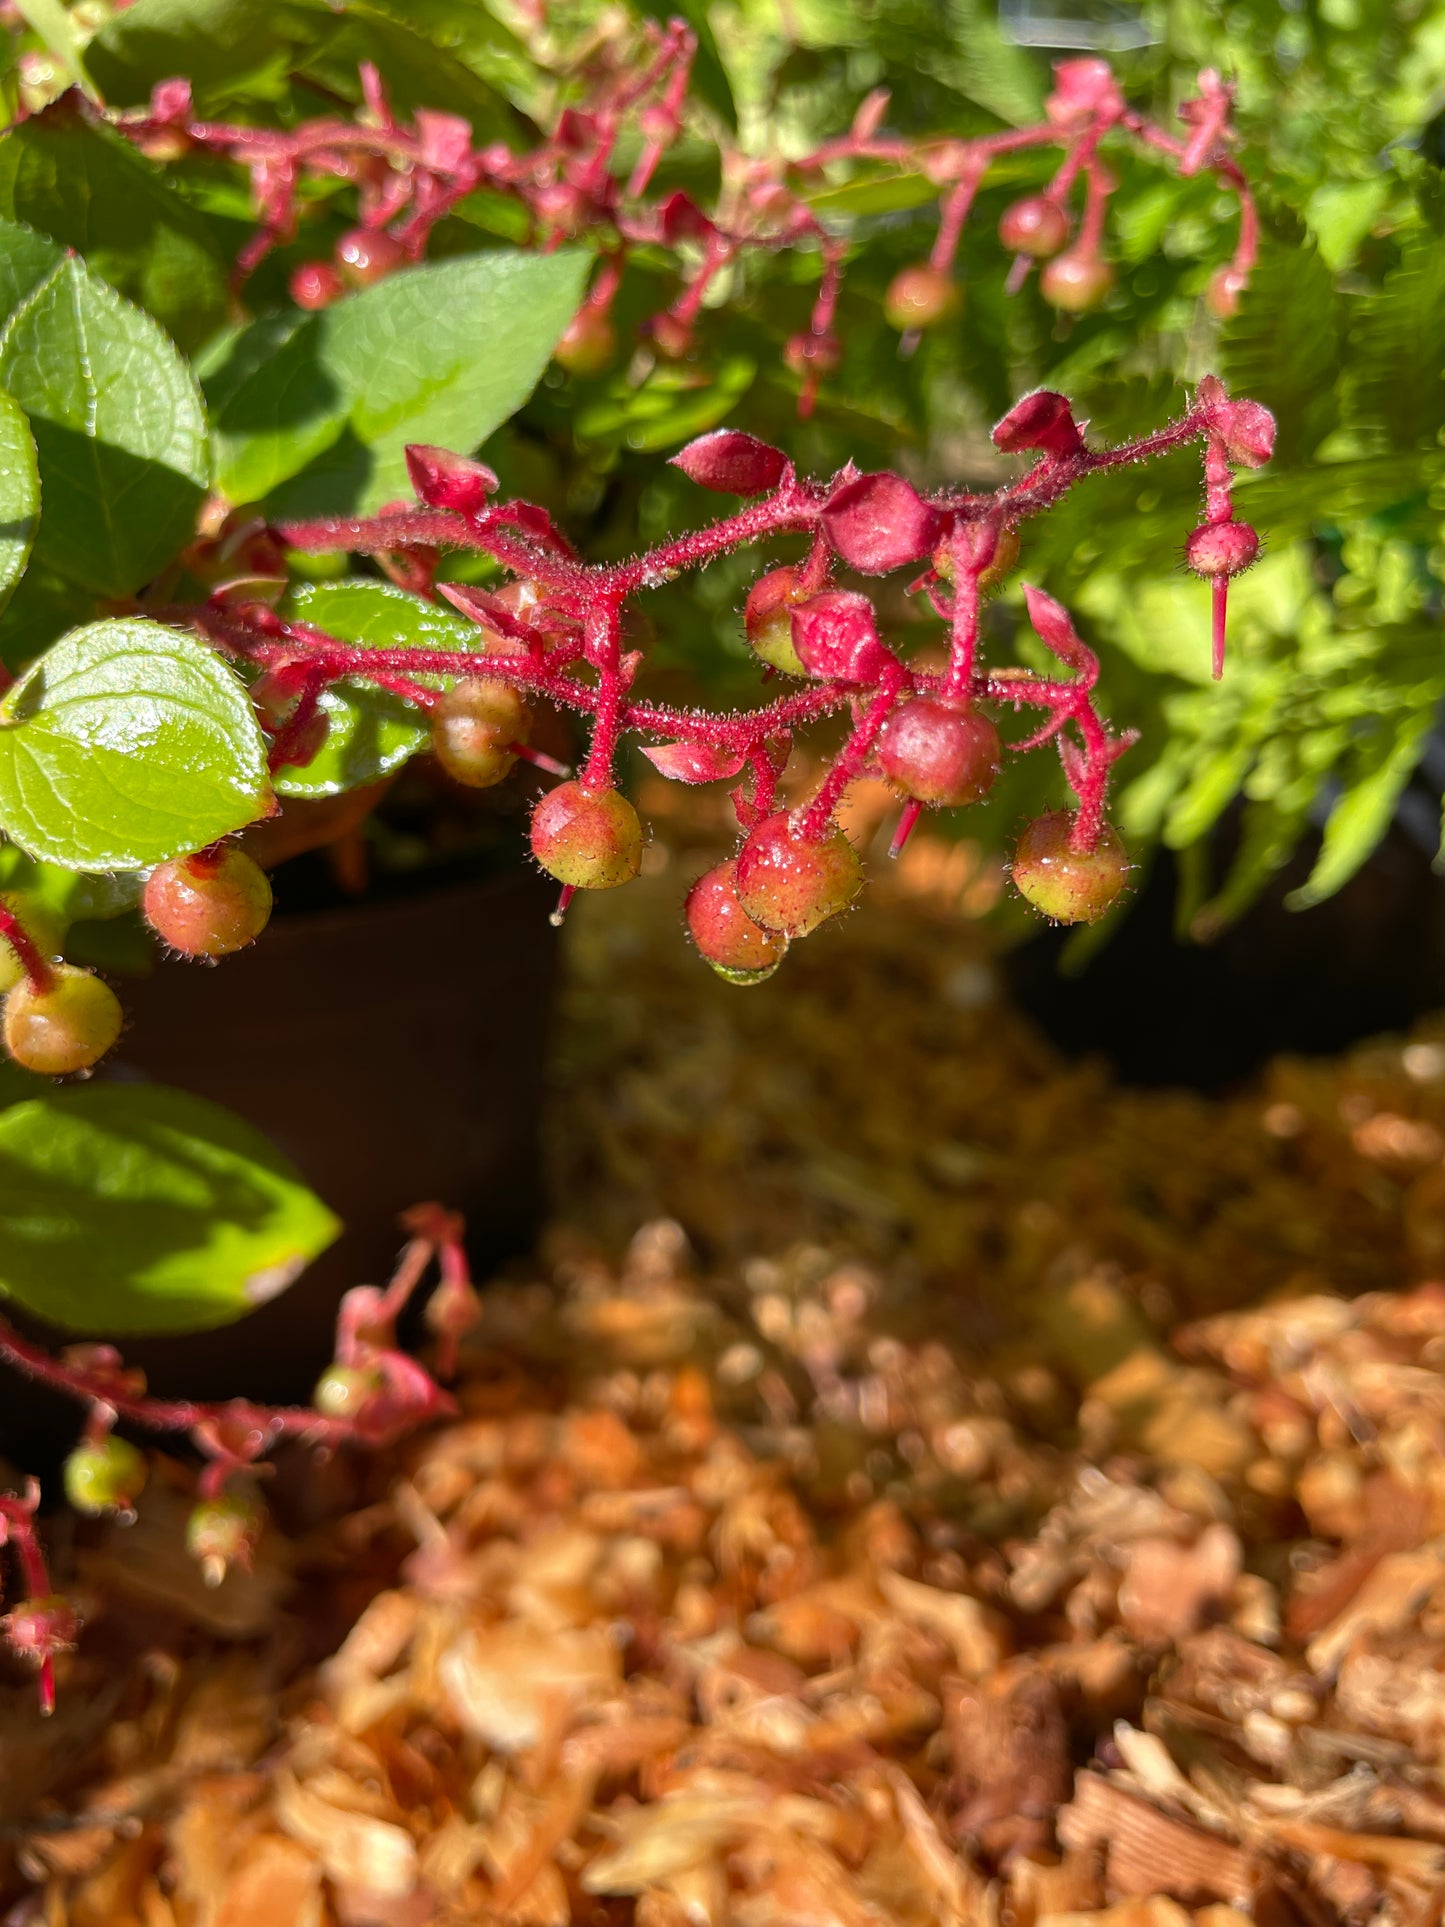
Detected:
[186,1488,265,1583]
[784,331,842,379]
[876,697,1002,807]
[290,261,345,310]
[3,965,122,1075]
[744,565,809,676]
[335,227,405,288]
[999,196,1069,259]
[1185,521,1259,579]
[734,811,862,938]
[685,859,789,984]
[883,263,960,331]
[1039,250,1115,313]
[1011,811,1129,923]
[648,312,694,360]
[1206,266,1247,319]
[143,847,272,958]
[530,782,644,890]
[555,307,617,376]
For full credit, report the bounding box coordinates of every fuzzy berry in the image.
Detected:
[1039,251,1115,313]
[555,307,617,377]
[883,263,960,331]
[186,1488,265,1584]
[335,226,405,288]
[432,679,530,789]
[1185,521,1259,578]
[744,565,809,676]
[734,811,862,938]
[530,782,644,890]
[313,1362,384,1420]
[876,697,1002,807]
[143,847,272,958]
[1011,811,1129,923]
[999,196,1070,259]
[290,261,345,310]
[3,965,122,1075]
[685,859,789,984]
[63,1436,148,1516]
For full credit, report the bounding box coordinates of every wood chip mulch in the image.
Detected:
[9,837,1445,1927]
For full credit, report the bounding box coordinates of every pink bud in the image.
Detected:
[415,110,473,173]
[554,108,597,149]
[851,88,891,140]
[1185,520,1259,577]
[1022,584,1097,679]
[671,430,789,496]
[405,444,498,514]
[790,591,899,683]
[642,741,748,783]
[823,472,943,574]
[1046,57,1123,127]
[149,78,193,123]
[991,390,1085,458]
[1213,399,1275,468]
[657,191,716,245]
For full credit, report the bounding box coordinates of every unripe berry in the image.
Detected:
[290,261,345,310]
[684,859,789,984]
[63,1436,148,1516]
[1185,520,1259,578]
[999,195,1070,259]
[744,566,808,676]
[134,126,192,163]
[784,331,842,379]
[143,847,272,958]
[734,811,862,938]
[876,697,1002,807]
[1039,250,1115,313]
[186,1488,265,1585]
[313,1362,384,1420]
[335,227,405,288]
[883,263,960,332]
[3,965,122,1075]
[933,525,1020,593]
[1011,811,1129,924]
[648,312,694,360]
[555,306,617,377]
[530,782,644,890]
[431,679,530,789]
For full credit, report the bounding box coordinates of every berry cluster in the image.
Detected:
[0,1204,473,1711]
[98,39,1258,409]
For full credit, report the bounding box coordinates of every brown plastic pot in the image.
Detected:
[82,859,561,1404]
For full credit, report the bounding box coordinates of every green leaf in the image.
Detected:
[0,257,209,596]
[84,0,320,110]
[1288,709,1436,909]
[202,310,350,509]
[0,1083,339,1333]
[0,216,64,322]
[0,617,272,870]
[275,578,480,795]
[265,248,591,516]
[0,388,39,615]
[0,107,231,352]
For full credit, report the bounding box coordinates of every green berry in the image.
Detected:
[3,965,122,1075]
[313,1363,383,1420]
[63,1436,147,1516]
[530,782,643,890]
[1011,811,1129,923]
[432,679,530,789]
[186,1488,265,1583]
[744,567,808,676]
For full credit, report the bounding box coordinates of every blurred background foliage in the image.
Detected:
[3,0,1444,934]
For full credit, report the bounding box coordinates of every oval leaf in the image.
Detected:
[0,617,272,869]
[0,256,208,596]
[0,1083,340,1333]
[276,579,479,797]
[0,389,39,616]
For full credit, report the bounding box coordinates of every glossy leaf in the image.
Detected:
[0,108,231,352]
[0,618,272,870]
[0,389,39,617]
[0,1083,339,1333]
[0,217,64,323]
[274,578,476,796]
[85,0,320,109]
[0,258,208,596]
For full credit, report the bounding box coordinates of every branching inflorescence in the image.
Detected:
[101,34,1259,409]
[0,40,1274,1702]
[0,1205,475,1711]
